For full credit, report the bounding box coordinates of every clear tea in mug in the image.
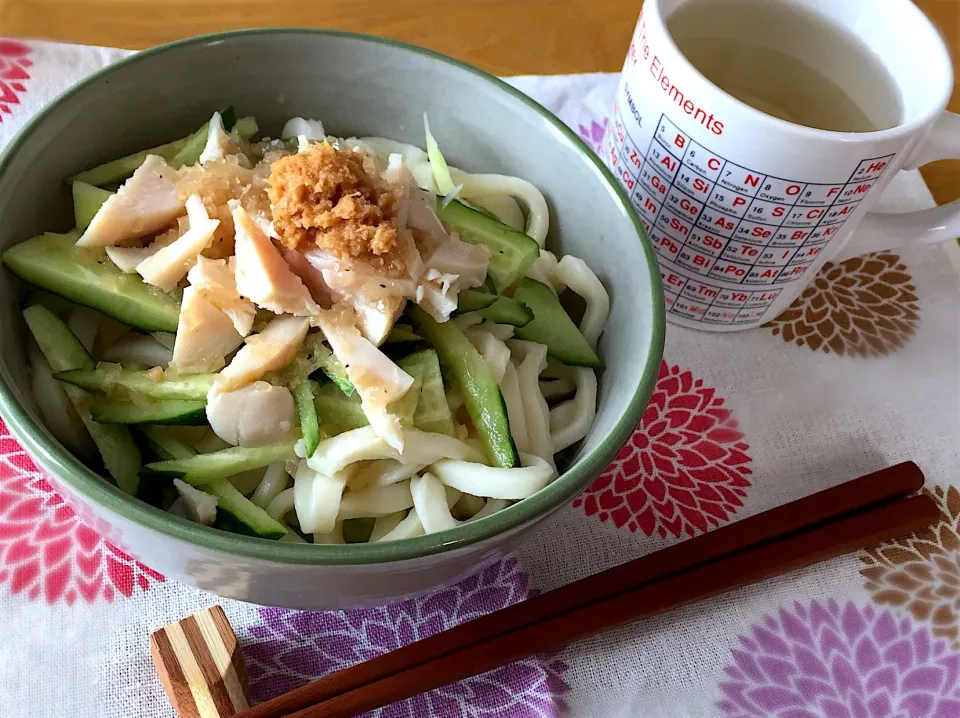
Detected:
[666,0,903,133]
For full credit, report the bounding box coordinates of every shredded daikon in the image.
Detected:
[338,480,415,520]
[250,462,289,508]
[466,328,510,383]
[551,256,609,348]
[347,459,426,493]
[452,493,486,520]
[314,523,345,544]
[369,511,406,541]
[499,361,529,454]
[266,488,295,521]
[411,472,458,534]
[550,367,598,453]
[430,454,555,500]
[293,461,346,534]
[452,171,550,246]
[376,508,425,541]
[540,378,576,400]
[509,340,554,467]
[468,498,511,522]
[308,426,482,476]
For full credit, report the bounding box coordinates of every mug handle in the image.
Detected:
[835,111,960,261]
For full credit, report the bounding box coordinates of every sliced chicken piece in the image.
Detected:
[198,111,230,166]
[101,333,174,368]
[105,233,172,273]
[137,195,219,291]
[353,297,406,346]
[170,286,243,374]
[298,249,404,344]
[206,381,297,447]
[281,247,336,306]
[415,281,458,323]
[424,236,490,289]
[407,187,448,237]
[215,314,309,392]
[187,256,256,337]
[281,117,325,141]
[76,155,183,248]
[173,479,218,525]
[233,206,320,316]
[315,308,414,450]
[304,250,416,302]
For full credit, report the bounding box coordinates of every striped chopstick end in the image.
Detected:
[150,605,251,718]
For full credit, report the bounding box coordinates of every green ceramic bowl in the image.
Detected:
[0,30,664,609]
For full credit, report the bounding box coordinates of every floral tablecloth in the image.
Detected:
[0,39,959,718]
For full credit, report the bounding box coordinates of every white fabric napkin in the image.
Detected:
[0,40,958,718]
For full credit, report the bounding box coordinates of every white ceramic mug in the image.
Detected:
[604,0,959,331]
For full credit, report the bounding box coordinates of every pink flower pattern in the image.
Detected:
[243,557,569,717]
[718,601,960,717]
[577,117,609,153]
[0,39,32,119]
[573,360,752,538]
[0,419,164,604]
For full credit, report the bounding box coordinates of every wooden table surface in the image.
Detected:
[1,0,957,204]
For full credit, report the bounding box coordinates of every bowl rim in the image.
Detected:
[0,28,665,566]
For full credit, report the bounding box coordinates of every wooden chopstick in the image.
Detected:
[236,461,924,718]
[291,492,939,718]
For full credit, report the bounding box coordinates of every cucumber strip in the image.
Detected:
[313,377,421,432]
[170,105,236,167]
[385,325,422,344]
[135,426,196,507]
[3,232,181,332]
[140,440,298,486]
[235,116,259,138]
[72,182,113,230]
[68,137,189,186]
[315,345,354,396]
[170,108,254,168]
[457,290,498,313]
[55,365,215,400]
[477,297,534,328]
[23,305,141,494]
[437,199,540,292]
[287,335,355,396]
[24,304,93,372]
[424,115,456,195]
[314,384,369,431]
[208,478,287,540]
[137,426,197,460]
[397,349,455,436]
[22,289,74,316]
[512,278,603,368]
[67,109,253,186]
[90,399,208,426]
[293,378,322,457]
[409,306,519,468]
[169,127,210,168]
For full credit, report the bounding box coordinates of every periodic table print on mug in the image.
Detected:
[606,0,960,330]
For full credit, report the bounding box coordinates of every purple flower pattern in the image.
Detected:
[718,600,960,717]
[577,117,609,153]
[243,557,569,717]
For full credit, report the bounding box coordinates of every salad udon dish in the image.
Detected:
[2,110,609,545]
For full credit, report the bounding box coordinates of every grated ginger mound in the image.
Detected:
[267,142,403,259]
